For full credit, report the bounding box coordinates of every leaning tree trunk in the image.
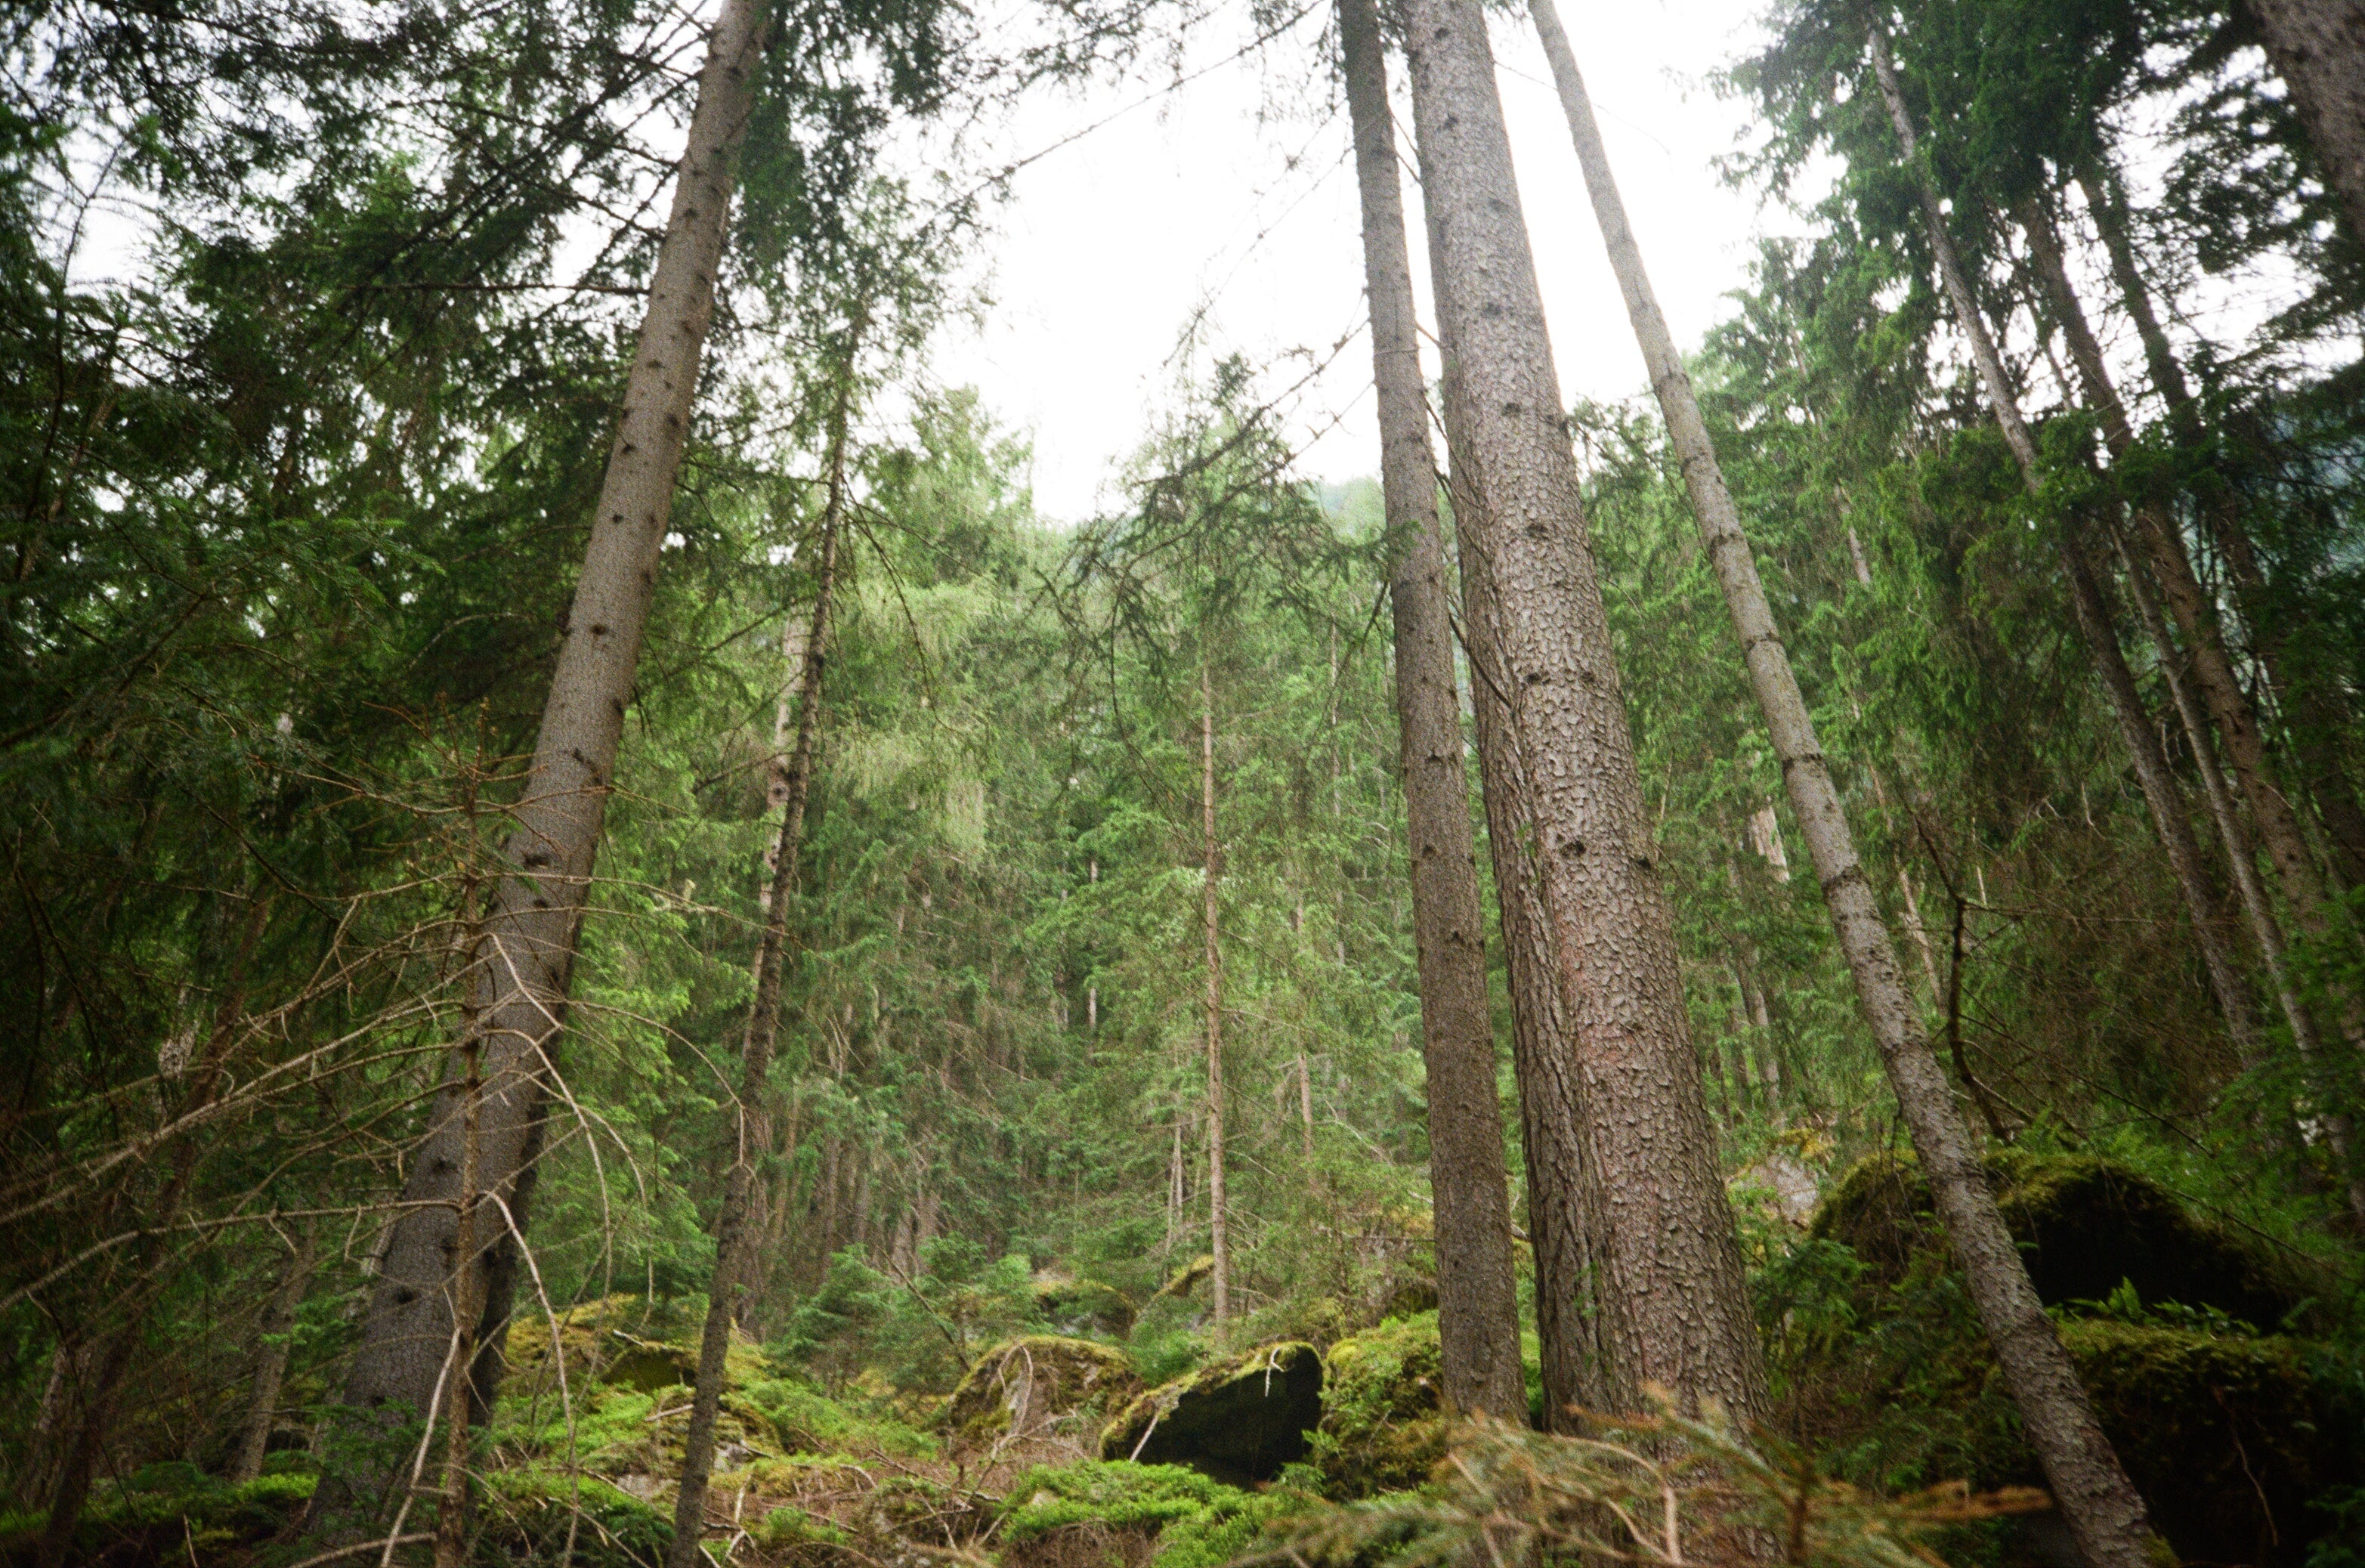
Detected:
[2017,196,2357,1081]
[1202,654,1231,1342]
[308,0,770,1536]
[1337,0,1524,1421]
[667,366,851,1568]
[1859,29,2192,1559]
[2246,0,2365,245]
[1402,0,1764,1423]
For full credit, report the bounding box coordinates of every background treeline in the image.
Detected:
[2,0,2363,1560]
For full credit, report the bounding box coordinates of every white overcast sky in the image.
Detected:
[907,1,1789,522]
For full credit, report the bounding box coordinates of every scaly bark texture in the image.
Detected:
[1337,0,1524,1421]
[311,0,769,1532]
[668,372,849,1568]
[1402,0,1763,1422]
[1862,28,2168,1563]
[2248,0,2365,244]
[1459,497,1615,1424]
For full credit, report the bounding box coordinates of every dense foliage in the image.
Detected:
[4,0,2364,1561]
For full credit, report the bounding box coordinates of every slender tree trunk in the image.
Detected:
[2014,202,2346,973]
[432,1045,485,1568]
[42,895,269,1565]
[1201,655,1230,1341]
[667,365,850,1568]
[1538,13,2159,1561]
[230,1224,318,1483]
[2027,186,2365,1032]
[1339,0,1523,1420]
[1405,0,1763,1422]
[311,0,768,1532]
[2246,0,2365,243]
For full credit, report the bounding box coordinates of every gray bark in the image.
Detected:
[668,366,849,1568]
[230,1224,318,1484]
[1403,0,1764,1422]
[1338,0,1525,1421]
[2249,0,2365,244]
[1861,27,2169,1562]
[309,0,769,1532]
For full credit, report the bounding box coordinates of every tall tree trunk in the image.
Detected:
[310,0,769,1534]
[1538,12,2160,1561]
[1201,655,1230,1341]
[1403,0,1763,1422]
[1338,0,1523,1421]
[230,1223,319,1484]
[2247,0,2365,243]
[1460,481,1614,1425]
[1863,33,2175,1560]
[667,363,850,1568]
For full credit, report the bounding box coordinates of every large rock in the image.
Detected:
[1315,1313,1447,1497]
[943,1336,1142,1453]
[1795,1152,2359,1566]
[1814,1150,2317,1328]
[1098,1343,1323,1486]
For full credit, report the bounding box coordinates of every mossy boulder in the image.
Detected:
[1316,1312,1447,1497]
[0,1465,317,1565]
[943,1336,1143,1452]
[1036,1276,1138,1338]
[1814,1151,2315,1328]
[2055,1319,2357,1567]
[1792,1152,2362,1566]
[997,1460,1306,1568]
[1099,1342,1324,1485]
[502,1294,766,1403]
[1155,1256,1217,1303]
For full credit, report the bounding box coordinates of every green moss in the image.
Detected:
[944,1337,1142,1451]
[997,1458,1309,1568]
[0,1466,319,1562]
[1814,1151,2316,1329]
[1099,1342,1324,1485]
[1000,1459,1247,1541]
[747,1376,939,1458]
[1037,1279,1139,1338]
[1791,1158,2365,1566]
[476,1469,673,1568]
[2055,1319,2356,1566]
[1316,1313,1447,1498]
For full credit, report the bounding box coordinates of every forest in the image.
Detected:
[4,0,2364,1562]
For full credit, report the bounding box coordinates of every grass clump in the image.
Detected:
[997,1460,1308,1568]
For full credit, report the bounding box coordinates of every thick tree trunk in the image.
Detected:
[667,369,849,1568]
[1403,0,1764,1423]
[2248,0,2365,243]
[1202,656,1230,1341]
[1861,28,2172,1562]
[1459,476,1614,1424]
[308,0,769,1533]
[1337,0,1524,1421]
